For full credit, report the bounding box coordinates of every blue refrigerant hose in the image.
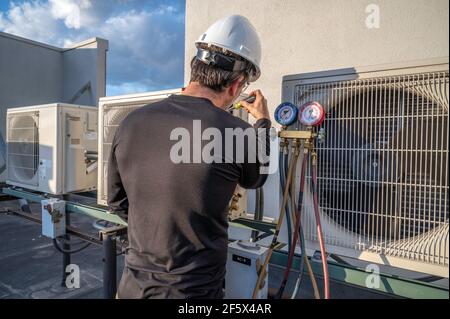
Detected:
[279,150,292,253]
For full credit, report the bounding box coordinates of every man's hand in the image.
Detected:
[240,90,270,121]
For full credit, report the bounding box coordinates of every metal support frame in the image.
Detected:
[1,187,448,299]
[1,187,125,298]
[2,187,126,225]
[99,225,126,299]
[100,232,116,299]
[61,212,71,287]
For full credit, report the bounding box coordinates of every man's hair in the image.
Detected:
[190,43,253,92]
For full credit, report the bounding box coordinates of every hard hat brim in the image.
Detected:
[195,40,261,82]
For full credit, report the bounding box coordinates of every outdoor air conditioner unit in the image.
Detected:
[98,89,181,206]
[98,89,250,218]
[6,103,98,195]
[282,58,449,277]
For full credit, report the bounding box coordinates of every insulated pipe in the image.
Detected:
[259,187,264,220]
[251,188,262,242]
[252,141,300,299]
[85,150,98,162]
[255,188,261,219]
[85,154,98,161]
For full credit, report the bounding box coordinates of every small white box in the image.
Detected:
[225,240,269,299]
[41,198,66,239]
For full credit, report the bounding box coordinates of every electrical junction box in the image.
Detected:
[225,240,269,299]
[41,198,66,239]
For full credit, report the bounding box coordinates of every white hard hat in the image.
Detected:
[195,15,262,82]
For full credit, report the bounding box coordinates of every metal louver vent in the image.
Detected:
[7,112,39,186]
[100,102,148,203]
[296,71,449,273]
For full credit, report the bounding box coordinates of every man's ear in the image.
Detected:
[228,75,244,97]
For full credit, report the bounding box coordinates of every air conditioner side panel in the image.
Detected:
[41,106,60,194]
[97,100,105,205]
[83,109,98,191]
[62,108,98,193]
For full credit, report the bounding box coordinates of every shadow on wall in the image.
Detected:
[0,132,6,175]
[62,46,106,107]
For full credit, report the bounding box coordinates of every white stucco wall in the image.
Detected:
[184,0,449,235]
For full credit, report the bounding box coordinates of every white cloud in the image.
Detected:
[106,81,152,96]
[0,0,185,95]
[0,1,65,45]
[49,0,92,29]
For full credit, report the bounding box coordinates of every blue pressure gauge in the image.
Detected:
[274,102,298,126]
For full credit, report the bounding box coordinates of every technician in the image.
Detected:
[108,15,271,299]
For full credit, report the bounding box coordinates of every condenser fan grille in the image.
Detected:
[7,112,39,185]
[100,102,156,203]
[296,71,448,267]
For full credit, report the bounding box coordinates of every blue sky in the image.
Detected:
[0,0,185,96]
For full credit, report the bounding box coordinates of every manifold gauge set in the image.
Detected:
[274,101,325,127]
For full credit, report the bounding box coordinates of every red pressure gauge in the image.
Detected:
[298,101,325,126]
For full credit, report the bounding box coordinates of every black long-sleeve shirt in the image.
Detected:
[108,94,271,299]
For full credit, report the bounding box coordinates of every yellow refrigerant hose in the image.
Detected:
[252,141,300,299]
[288,163,321,300]
[303,252,321,299]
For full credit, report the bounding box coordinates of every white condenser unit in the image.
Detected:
[6,103,98,195]
[98,89,181,206]
[98,89,250,214]
[282,58,449,277]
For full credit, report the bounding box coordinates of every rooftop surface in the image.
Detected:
[1,199,393,299]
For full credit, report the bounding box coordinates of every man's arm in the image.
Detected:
[238,90,271,189]
[107,128,129,221]
[238,118,271,188]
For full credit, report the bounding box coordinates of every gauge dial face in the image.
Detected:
[274,102,298,126]
[299,101,325,126]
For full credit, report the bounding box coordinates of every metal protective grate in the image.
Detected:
[100,102,150,203]
[296,71,449,268]
[7,112,40,185]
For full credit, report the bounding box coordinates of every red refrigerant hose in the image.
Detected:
[311,151,330,299]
